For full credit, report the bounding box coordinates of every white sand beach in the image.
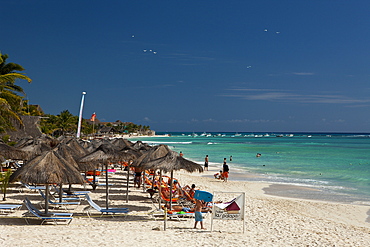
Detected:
[1,167,369,247]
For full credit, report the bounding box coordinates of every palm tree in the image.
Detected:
[57,110,78,135]
[0,53,32,132]
[0,170,12,201]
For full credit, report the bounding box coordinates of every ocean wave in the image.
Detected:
[141,141,193,144]
[264,174,329,185]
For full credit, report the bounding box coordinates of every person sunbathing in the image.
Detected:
[183,184,196,198]
[172,180,183,197]
[163,203,210,213]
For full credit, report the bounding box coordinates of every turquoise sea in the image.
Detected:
[130,132,370,205]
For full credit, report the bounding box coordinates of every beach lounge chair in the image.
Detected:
[83,194,129,217]
[159,190,179,203]
[83,177,113,189]
[51,185,90,198]
[0,204,22,214]
[23,198,73,225]
[149,199,180,221]
[38,189,80,210]
[18,183,46,193]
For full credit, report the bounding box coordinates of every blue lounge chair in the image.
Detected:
[18,183,46,193]
[24,198,72,217]
[38,190,80,210]
[52,185,90,197]
[23,198,73,225]
[0,204,22,214]
[84,194,129,217]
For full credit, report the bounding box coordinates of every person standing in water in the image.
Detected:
[204,155,209,171]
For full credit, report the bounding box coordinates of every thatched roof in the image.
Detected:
[132,140,151,152]
[53,143,97,172]
[5,116,43,140]
[110,138,134,150]
[0,143,30,160]
[132,144,203,173]
[65,138,89,159]
[78,143,138,165]
[10,150,84,184]
[98,126,120,134]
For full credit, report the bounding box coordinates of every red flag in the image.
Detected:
[90,112,96,121]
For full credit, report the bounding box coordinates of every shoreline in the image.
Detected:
[127,135,370,206]
[206,163,370,207]
[176,167,370,226]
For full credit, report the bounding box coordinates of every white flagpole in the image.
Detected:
[77,91,86,138]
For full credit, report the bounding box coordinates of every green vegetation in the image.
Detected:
[0,170,12,201]
[0,53,32,133]
[39,111,151,137]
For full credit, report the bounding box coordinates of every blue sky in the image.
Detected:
[2,0,370,132]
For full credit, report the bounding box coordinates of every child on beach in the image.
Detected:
[194,199,206,229]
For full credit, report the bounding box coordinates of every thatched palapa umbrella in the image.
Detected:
[79,144,137,209]
[132,144,203,209]
[0,143,30,160]
[10,150,84,214]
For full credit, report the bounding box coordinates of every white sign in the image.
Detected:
[212,193,245,220]
[211,192,246,233]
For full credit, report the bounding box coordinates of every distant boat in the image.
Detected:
[307,135,312,138]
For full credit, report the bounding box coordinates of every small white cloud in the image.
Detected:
[334,119,345,123]
[203,118,216,122]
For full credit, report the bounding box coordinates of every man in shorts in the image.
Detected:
[194,199,206,229]
[204,155,209,171]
